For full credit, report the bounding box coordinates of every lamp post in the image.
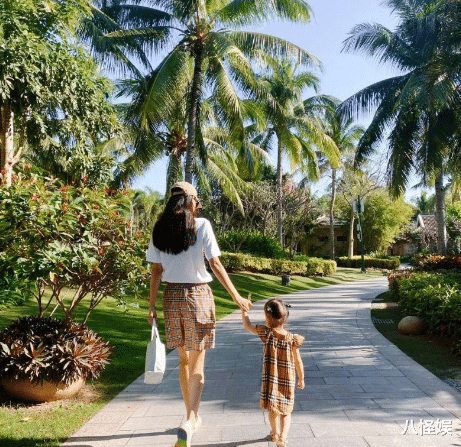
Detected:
[353,196,366,273]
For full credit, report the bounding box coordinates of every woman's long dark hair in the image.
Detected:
[152,188,199,254]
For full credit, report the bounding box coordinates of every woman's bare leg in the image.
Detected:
[186,349,206,423]
[177,347,191,417]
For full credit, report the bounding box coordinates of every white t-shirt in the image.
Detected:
[145,217,221,283]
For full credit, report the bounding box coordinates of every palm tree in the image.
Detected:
[251,60,340,246]
[307,96,364,259]
[114,72,268,211]
[86,0,318,184]
[340,0,461,254]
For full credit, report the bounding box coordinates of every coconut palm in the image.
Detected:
[85,0,319,185]
[114,71,269,211]
[340,0,461,254]
[251,59,340,245]
[306,96,364,259]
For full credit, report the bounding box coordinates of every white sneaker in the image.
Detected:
[174,420,193,447]
[193,415,202,433]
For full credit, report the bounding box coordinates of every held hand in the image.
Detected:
[235,294,252,312]
[297,379,305,390]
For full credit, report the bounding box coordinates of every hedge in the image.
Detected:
[336,256,400,270]
[220,252,336,277]
[390,271,461,356]
[412,255,461,271]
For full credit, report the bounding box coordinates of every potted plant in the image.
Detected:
[0,171,150,401]
[0,316,112,401]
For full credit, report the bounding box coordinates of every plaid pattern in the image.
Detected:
[162,283,216,351]
[256,325,304,415]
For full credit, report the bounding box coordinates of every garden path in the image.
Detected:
[62,277,461,447]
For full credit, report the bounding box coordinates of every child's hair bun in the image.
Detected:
[264,299,290,327]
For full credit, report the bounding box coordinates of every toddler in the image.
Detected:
[241,298,305,447]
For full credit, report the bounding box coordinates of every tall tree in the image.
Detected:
[251,59,340,246]
[88,0,319,184]
[340,0,461,254]
[0,0,118,186]
[305,96,364,259]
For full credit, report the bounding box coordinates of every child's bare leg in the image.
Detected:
[280,413,291,442]
[268,412,280,439]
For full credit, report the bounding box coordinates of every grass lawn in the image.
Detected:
[371,291,461,382]
[0,267,382,447]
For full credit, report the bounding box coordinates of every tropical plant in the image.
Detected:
[250,59,340,245]
[340,0,461,254]
[86,0,319,186]
[0,0,119,187]
[306,95,364,259]
[0,169,150,324]
[0,316,112,385]
[115,75,262,209]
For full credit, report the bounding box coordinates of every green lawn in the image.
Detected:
[0,268,382,447]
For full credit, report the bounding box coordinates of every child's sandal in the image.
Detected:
[270,431,279,442]
[276,438,287,447]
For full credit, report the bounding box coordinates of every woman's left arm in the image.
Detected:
[148,263,163,325]
[209,256,252,312]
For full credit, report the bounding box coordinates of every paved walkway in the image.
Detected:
[62,278,461,447]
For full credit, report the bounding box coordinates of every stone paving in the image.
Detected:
[62,277,461,447]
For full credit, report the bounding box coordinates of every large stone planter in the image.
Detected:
[2,377,85,402]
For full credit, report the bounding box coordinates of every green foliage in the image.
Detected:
[0,172,150,322]
[361,192,414,253]
[0,0,120,186]
[218,231,284,258]
[0,315,112,385]
[336,256,400,270]
[220,252,336,276]
[394,272,461,356]
[412,254,461,271]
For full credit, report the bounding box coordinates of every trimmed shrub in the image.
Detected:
[218,231,284,259]
[394,272,461,356]
[220,252,336,277]
[336,256,400,270]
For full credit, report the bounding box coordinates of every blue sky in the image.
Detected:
[130,0,412,199]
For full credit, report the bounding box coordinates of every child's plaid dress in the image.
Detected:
[256,325,305,415]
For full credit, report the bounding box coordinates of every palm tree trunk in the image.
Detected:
[185,47,204,184]
[435,170,447,254]
[329,168,336,259]
[348,206,355,257]
[0,100,14,187]
[276,135,283,247]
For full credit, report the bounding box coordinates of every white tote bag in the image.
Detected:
[144,323,166,384]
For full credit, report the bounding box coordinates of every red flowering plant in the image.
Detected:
[0,169,150,387]
[0,169,150,323]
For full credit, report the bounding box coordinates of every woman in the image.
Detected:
[146,181,252,447]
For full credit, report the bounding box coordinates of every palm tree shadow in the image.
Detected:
[194,437,269,447]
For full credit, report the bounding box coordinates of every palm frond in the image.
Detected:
[230,31,321,69]
[339,74,410,121]
[342,22,420,70]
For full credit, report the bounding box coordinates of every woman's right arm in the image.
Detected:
[148,262,163,325]
[208,256,252,312]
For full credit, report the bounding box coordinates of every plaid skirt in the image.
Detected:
[162,282,216,351]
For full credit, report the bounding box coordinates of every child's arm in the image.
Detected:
[241,310,258,335]
[294,347,305,389]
